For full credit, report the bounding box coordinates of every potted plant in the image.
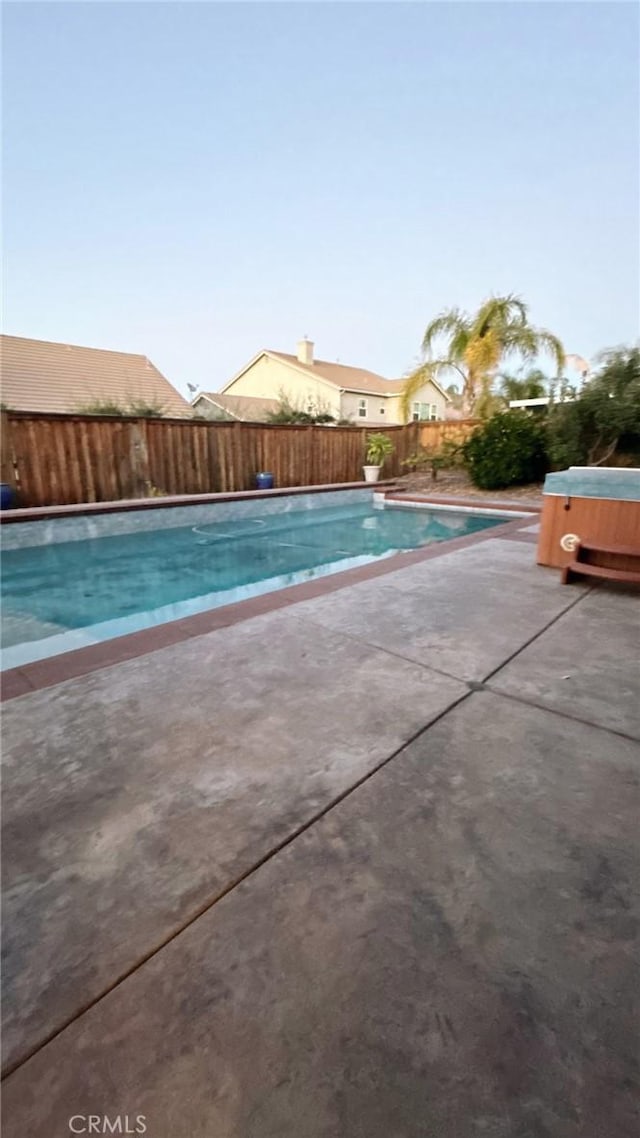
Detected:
[363,432,395,483]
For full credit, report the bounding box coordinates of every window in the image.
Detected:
[379,407,385,415]
[358,399,368,418]
[412,401,431,422]
[411,401,440,422]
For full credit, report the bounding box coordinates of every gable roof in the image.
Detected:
[195,393,280,421]
[266,351,405,396]
[0,335,190,416]
[222,349,450,402]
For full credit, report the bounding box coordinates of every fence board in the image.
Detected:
[0,411,14,488]
[2,412,478,508]
[417,420,480,450]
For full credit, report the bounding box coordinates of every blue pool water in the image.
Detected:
[1,502,501,667]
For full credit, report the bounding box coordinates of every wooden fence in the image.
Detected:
[0,411,479,508]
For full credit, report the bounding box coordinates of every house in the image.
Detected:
[508,397,553,411]
[204,340,450,425]
[192,393,281,422]
[508,395,576,412]
[0,335,190,417]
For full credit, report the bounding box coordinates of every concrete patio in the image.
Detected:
[2,529,639,1137]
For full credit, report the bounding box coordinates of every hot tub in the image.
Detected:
[537,466,640,569]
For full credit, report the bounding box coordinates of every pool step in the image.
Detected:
[562,540,640,586]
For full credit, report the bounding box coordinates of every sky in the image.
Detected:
[3,1,639,397]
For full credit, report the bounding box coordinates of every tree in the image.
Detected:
[445,382,465,413]
[546,346,640,468]
[499,367,549,403]
[402,294,564,418]
[266,391,335,425]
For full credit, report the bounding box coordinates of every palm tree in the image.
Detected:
[402,294,565,418]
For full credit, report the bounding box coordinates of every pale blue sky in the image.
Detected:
[3,1,639,395]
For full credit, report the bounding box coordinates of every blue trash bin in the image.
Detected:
[256,472,274,490]
[0,483,15,510]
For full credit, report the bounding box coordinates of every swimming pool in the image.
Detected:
[1,494,502,668]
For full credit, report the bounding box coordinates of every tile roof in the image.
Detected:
[0,335,190,416]
[197,393,281,421]
[266,351,450,400]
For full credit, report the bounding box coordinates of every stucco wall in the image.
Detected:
[339,391,392,425]
[387,381,448,424]
[225,355,341,418]
[340,380,447,425]
[224,355,448,424]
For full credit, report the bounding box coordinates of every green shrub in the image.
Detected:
[462,411,548,489]
[402,439,463,481]
[75,399,167,418]
[266,391,335,424]
[127,400,167,418]
[76,400,127,416]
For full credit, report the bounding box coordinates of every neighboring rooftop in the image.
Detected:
[0,335,190,417]
[508,395,576,409]
[269,351,416,396]
[195,393,281,421]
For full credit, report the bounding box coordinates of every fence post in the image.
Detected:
[0,411,16,496]
[129,418,150,497]
[233,420,244,490]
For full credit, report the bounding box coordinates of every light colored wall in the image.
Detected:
[225,355,341,418]
[387,380,448,424]
[224,355,448,424]
[339,390,393,425]
[340,380,447,425]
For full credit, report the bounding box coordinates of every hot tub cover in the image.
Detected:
[543,467,640,502]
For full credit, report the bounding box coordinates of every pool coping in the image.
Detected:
[0,480,399,523]
[385,491,542,514]
[1,511,539,702]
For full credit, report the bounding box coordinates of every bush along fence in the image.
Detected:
[0,411,479,508]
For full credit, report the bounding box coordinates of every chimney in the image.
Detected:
[297,338,314,366]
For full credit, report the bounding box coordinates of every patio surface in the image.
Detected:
[2,526,639,1137]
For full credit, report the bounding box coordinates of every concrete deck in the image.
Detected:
[2,531,639,1136]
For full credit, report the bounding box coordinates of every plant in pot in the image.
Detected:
[363,432,395,483]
